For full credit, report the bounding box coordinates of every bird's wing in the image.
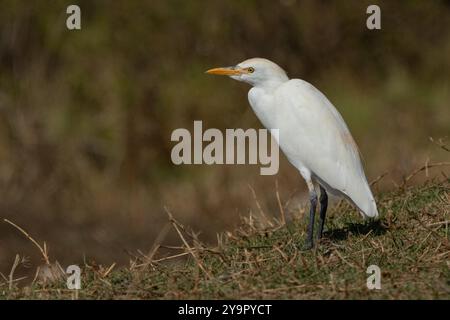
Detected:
[275,79,378,217]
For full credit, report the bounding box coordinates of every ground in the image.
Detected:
[1,178,449,299]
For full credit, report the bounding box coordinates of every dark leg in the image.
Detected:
[304,190,317,250]
[317,186,328,239]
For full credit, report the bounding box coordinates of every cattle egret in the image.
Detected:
[206,58,378,249]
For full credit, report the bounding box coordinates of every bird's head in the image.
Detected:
[206,58,289,88]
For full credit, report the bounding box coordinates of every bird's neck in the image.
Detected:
[254,80,286,92]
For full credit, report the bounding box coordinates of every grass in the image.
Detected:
[1,178,449,299]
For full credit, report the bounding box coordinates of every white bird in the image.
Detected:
[206,58,378,249]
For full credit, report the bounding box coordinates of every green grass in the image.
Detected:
[1,179,449,299]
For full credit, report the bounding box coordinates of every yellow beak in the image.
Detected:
[205,67,245,76]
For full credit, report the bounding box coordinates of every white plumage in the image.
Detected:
[207,57,378,248]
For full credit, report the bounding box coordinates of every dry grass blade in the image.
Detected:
[164,207,212,279]
[427,220,450,227]
[430,137,450,152]
[147,222,171,261]
[370,171,388,187]
[102,263,116,278]
[152,252,190,263]
[3,219,50,265]
[275,180,286,225]
[402,162,450,186]
[9,255,20,290]
[248,184,273,227]
[334,250,360,270]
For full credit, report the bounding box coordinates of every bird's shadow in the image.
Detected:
[324,219,387,242]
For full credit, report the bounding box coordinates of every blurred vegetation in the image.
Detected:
[0,1,449,275]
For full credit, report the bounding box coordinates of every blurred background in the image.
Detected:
[0,0,449,275]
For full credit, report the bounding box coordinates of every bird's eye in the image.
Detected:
[247,67,255,73]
